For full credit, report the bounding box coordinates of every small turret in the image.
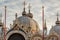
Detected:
[44,19,47,36]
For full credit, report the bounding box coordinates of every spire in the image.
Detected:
[23,1,26,11]
[42,6,44,40]
[56,13,60,24]
[57,13,59,21]
[28,3,31,13]
[22,1,26,16]
[4,6,7,40]
[44,19,47,29]
[15,13,17,19]
[44,19,47,36]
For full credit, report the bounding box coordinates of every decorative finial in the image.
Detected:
[28,3,31,13]
[55,12,60,24]
[22,1,27,16]
[44,19,47,36]
[27,3,33,18]
[57,12,59,21]
[15,13,17,19]
[44,19,47,29]
[23,1,26,11]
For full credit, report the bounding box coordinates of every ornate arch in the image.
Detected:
[31,34,42,40]
[6,30,28,40]
[47,35,58,40]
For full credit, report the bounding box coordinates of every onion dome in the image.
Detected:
[27,3,33,18]
[22,1,27,16]
[50,13,60,35]
[27,13,33,18]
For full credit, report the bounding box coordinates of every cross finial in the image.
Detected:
[22,1,27,16]
[15,13,17,19]
[28,3,31,13]
[23,1,27,12]
[56,12,59,21]
[23,1,26,8]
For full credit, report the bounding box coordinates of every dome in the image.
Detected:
[17,16,39,32]
[50,24,60,35]
[22,11,26,16]
[18,16,38,27]
[53,25,60,35]
[18,16,31,25]
[50,16,60,35]
[27,13,33,18]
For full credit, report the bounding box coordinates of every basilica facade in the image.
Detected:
[0,1,60,40]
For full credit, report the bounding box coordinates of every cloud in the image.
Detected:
[0,0,60,32]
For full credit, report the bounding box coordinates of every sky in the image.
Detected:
[0,0,60,33]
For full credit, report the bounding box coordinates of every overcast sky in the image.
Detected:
[0,0,60,32]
